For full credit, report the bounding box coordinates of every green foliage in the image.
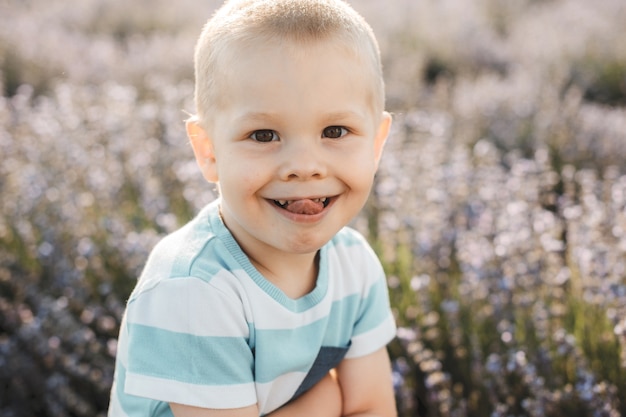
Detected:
[576,58,626,106]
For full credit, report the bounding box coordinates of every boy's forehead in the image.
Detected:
[213,35,383,108]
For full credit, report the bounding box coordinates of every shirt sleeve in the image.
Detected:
[345,240,397,359]
[122,276,257,409]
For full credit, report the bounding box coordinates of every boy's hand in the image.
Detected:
[336,347,397,417]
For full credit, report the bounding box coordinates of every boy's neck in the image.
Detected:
[248,251,320,299]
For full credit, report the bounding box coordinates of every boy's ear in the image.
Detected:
[373,111,392,169]
[186,119,219,183]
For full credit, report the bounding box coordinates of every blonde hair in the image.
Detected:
[192,0,385,125]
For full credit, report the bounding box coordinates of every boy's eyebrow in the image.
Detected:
[321,110,368,123]
[234,112,279,124]
[235,110,368,125]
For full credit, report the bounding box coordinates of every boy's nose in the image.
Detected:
[278,141,327,181]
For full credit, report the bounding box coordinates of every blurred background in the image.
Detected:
[1,0,626,416]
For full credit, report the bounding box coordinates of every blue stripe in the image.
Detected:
[127,324,253,385]
[324,294,360,345]
[323,280,390,342]
[254,319,327,382]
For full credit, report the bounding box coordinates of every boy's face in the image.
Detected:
[188,37,391,260]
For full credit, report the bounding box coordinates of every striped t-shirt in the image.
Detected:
[108,199,396,416]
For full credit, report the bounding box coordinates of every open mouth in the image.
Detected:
[274,197,330,209]
[272,197,332,215]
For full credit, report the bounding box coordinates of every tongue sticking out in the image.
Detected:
[284,199,325,215]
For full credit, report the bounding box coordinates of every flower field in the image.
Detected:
[1,0,625,416]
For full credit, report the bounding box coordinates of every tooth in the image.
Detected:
[277,200,286,206]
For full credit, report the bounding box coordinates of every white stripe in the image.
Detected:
[126,277,249,337]
[327,244,382,302]
[125,372,257,409]
[255,372,306,415]
[345,314,396,359]
[115,316,129,368]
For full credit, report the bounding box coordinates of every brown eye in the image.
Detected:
[250,130,278,142]
[322,126,347,139]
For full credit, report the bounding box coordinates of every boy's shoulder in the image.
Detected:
[327,226,383,275]
[132,200,230,294]
[157,200,223,254]
[330,225,369,246]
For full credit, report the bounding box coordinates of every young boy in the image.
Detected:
[108,0,396,416]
